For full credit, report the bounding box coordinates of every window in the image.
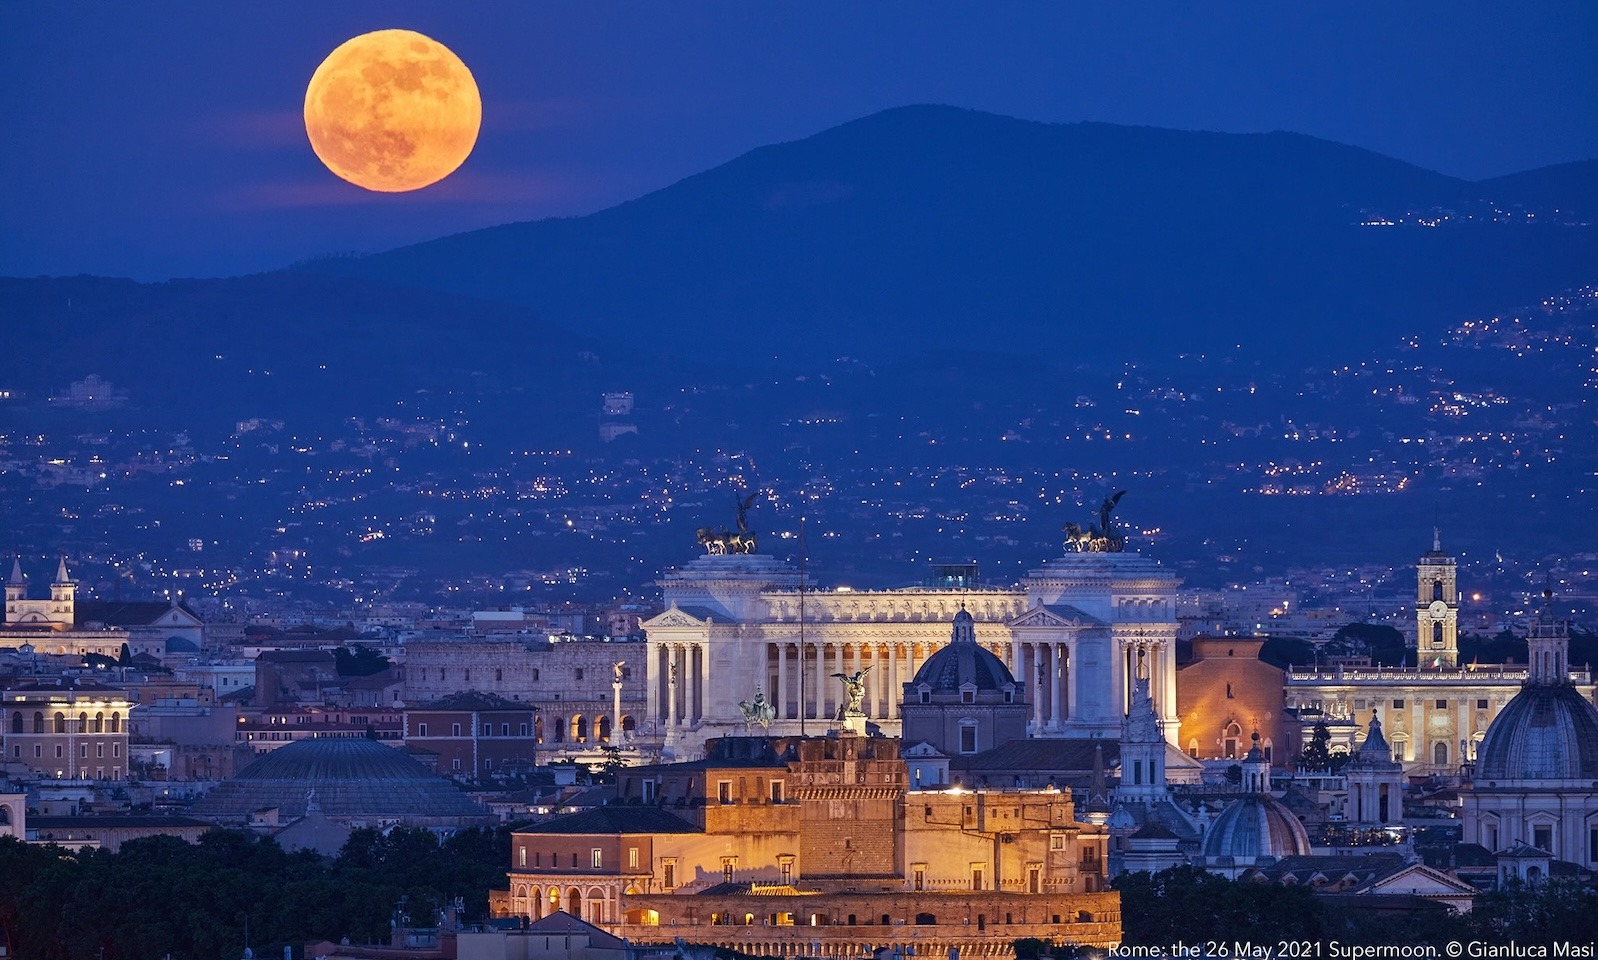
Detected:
[501,723,510,736]
[520,846,527,868]
[961,690,975,705]
[532,669,540,681]
[496,669,503,682]
[663,861,676,890]
[591,849,603,869]
[779,857,794,884]
[628,847,639,870]
[913,865,925,890]
[112,744,120,758]
[970,865,984,890]
[571,853,579,867]
[575,668,585,681]
[718,780,732,804]
[1534,826,1553,853]
[80,744,87,758]
[463,669,470,682]
[417,723,428,737]
[452,758,461,771]
[959,722,978,755]
[722,858,736,884]
[1393,699,1405,709]
[920,690,930,704]
[1477,699,1489,710]
[1049,834,1065,851]
[452,723,462,736]
[1435,699,1448,709]
[770,780,785,804]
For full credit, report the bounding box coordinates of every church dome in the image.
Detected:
[1202,735,1310,864]
[1200,794,1312,863]
[911,606,1017,692]
[1474,684,1598,781]
[191,738,488,826]
[1475,595,1598,783]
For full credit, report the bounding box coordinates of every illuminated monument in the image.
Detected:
[642,492,1182,759]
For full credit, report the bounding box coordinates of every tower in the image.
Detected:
[5,559,24,605]
[49,556,76,620]
[1415,528,1458,668]
[1116,649,1167,804]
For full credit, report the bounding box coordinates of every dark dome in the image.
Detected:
[1475,683,1598,781]
[1201,795,1311,863]
[911,608,1017,692]
[192,738,488,825]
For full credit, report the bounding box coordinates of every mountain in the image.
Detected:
[304,105,1596,365]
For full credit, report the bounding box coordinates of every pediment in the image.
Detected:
[1006,603,1103,629]
[641,605,718,629]
[1366,864,1478,897]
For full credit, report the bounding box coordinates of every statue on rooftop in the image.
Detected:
[1062,489,1128,553]
[831,667,871,718]
[738,689,776,730]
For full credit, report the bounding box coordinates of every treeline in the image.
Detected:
[0,825,509,960]
[1116,865,1598,946]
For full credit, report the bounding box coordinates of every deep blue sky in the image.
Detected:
[3,2,1594,281]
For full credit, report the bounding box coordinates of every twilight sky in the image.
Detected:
[3,2,1594,281]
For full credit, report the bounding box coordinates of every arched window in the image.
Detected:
[1223,722,1242,759]
[110,712,120,733]
[32,712,43,734]
[77,712,88,732]
[566,888,582,916]
[534,715,545,743]
[1433,580,1443,601]
[597,715,612,742]
[572,715,588,743]
[53,712,65,734]
[9,713,20,735]
[550,717,564,743]
[93,712,104,733]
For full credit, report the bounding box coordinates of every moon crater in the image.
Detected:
[304,29,481,193]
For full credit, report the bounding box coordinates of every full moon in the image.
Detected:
[303,29,481,192]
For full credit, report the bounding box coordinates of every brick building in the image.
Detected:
[2,678,134,780]
[500,734,1119,954]
[1175,637,1287,763]
[405,692,540,780]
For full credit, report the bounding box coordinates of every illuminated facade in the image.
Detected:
[2,679,133,780]
[502,734,1120,955]
[642,549,1181,759]
[1415,529,1459,669]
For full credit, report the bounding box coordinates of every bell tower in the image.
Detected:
[1415,528,1458,668]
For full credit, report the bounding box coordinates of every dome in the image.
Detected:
[191,738,488,826]
[1200,794,1312,863]
[911,607,1017,693]
[1474,683,1598,782]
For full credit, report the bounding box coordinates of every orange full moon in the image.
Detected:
[303,29,481,192]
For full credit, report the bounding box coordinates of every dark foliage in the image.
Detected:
[0,826,511,960]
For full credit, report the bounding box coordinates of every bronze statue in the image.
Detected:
[697,490,761,555]
[1062,490,1128,553]
[831,667,871,718]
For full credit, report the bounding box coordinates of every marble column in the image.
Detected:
[697,642,710,725]
[776,642,788,720]
[666,645,679,728]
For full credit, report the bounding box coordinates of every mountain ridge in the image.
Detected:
[298,105,1596,365]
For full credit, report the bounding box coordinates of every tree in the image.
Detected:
[1300,720,1334,772]
[1114,865,1325,944]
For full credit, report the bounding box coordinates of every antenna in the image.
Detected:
[798,513,807,738]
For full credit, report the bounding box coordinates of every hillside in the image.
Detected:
[304,105,1596,364]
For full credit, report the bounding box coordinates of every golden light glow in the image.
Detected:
[303,29,481,192]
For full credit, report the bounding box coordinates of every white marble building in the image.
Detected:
[641,549,1181,758]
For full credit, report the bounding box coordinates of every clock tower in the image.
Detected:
[1416,528,1458,668]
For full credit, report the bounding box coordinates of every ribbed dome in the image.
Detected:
[911,607,1017,692]
[1201,794,1311,862]
[192,738,488,825]
[1475,684,1598,782]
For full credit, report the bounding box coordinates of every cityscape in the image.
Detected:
[1,5,1596,960]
